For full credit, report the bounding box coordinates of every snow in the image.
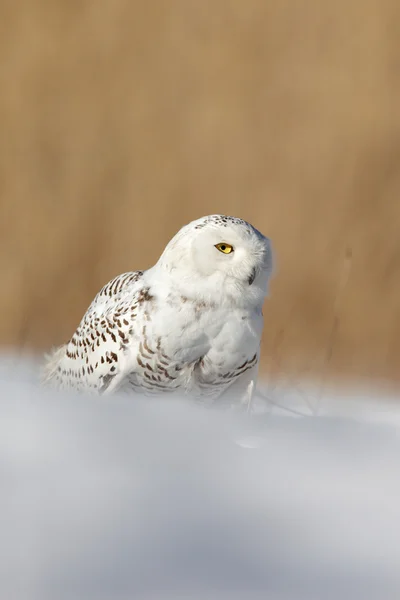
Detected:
[1,354,400,600]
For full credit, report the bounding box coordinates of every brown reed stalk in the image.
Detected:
[315,246,353,415]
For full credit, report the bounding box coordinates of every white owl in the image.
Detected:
[42,215,274,408]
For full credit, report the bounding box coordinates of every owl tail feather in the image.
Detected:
[40,345,66,387]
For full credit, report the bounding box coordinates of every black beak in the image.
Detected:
[248,267,256,286]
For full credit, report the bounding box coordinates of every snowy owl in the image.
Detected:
[42,215,274,407]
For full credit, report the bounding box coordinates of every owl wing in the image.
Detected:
[42,271,149,394]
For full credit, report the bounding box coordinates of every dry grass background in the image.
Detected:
[1,0,400,384]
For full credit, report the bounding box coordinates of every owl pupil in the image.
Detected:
[221,245,226,250]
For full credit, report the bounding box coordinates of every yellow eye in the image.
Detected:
[215,243,234,254]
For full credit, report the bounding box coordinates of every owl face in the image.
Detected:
[191,218,272,287]
[158,215,274,305]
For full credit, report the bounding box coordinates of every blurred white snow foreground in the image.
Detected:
[1,356,400,600]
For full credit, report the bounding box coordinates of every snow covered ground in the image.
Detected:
[1,354,400,600]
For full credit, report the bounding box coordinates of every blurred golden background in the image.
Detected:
[1,0,399,384]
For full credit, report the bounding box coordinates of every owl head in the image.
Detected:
[154,215,274,308]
